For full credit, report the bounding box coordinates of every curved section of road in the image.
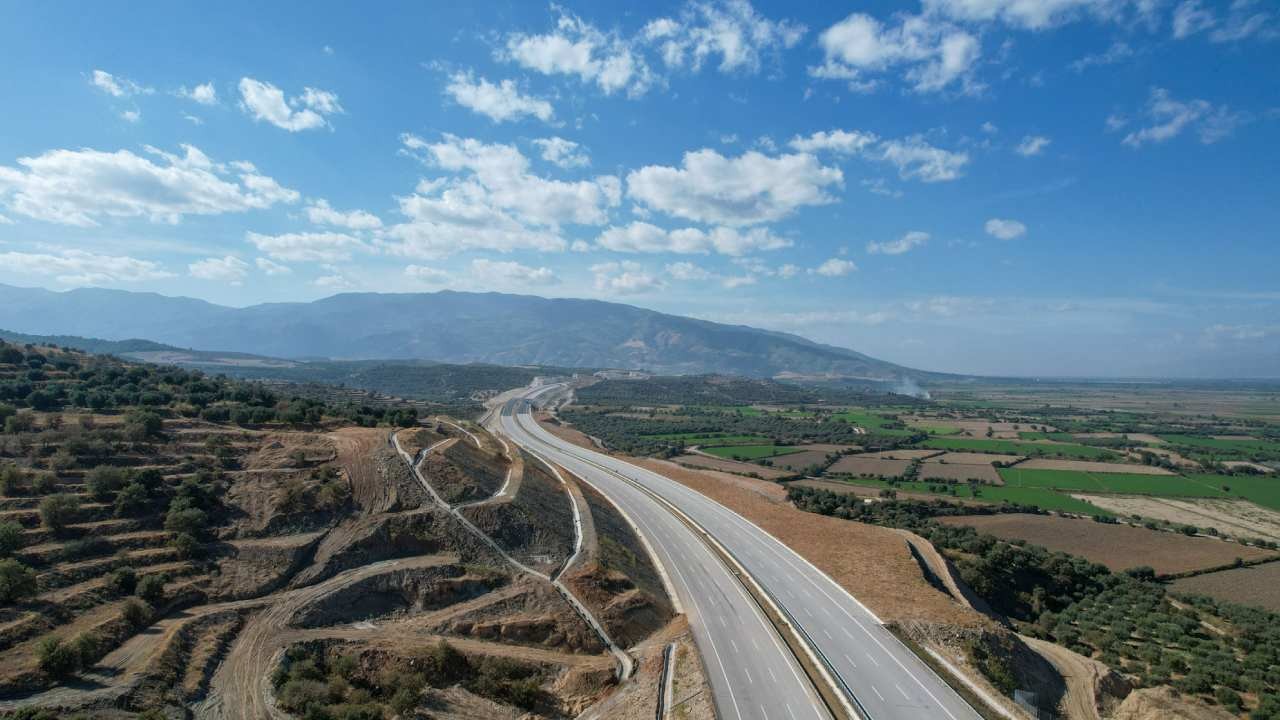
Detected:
[499,385,984,720]
[497,398,831,720]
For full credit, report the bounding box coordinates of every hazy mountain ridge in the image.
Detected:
[0,284,933,380]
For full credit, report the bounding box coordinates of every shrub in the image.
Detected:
[86,466,129,501]
[0,520,23,556]
[164,506,207,536]
[39,493,80,533]
[170,531,199,559]
[113,482,149,517]
[36,637,80,677]
[124,411,164,440]
[137,573,166,605]
[108,567,138,596]
[0,465,25,496]
[0,558,38,603]
[121,598,151,629]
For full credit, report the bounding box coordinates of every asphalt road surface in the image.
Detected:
[495,384,985,720]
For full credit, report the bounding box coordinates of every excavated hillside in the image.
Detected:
[0,342,706,720]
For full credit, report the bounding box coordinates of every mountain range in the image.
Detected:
[0,283,933,381]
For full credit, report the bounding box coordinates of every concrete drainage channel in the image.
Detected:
[391,429,636,681]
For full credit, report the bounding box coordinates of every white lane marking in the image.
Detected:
[897,683,911,700]
[822,629,833,640]
[744,667,753,684]
[731,639,739,653]
[768,666,777,683]
[843,654,857,668]
[842,626,853,639]
[865,652,879,667]
[786,705,798,720]
[872,685,885,701]
[759,704,768,719]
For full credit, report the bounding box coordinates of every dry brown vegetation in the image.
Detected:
[1171,562,1280,612]
[937,514,1278,576]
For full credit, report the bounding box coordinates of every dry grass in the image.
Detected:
[1170,562,1280,612]
[1072,494,1280,541]
[827,456,910,477]
[670,454,792,480]
[938,513,1277,575]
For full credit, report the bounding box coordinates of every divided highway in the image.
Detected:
[494,384,985,720]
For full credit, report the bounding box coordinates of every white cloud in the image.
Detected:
[313,273,353,289]
[0,144,298,227]
[809,12,982,94]
[471,258,558,285]
[120,110,141,123]
[1015,135,1052,156]
[788,129,879,155]
[813,258,857,277]
[1173,0,1273,42]
[922,0,1134,30]
[665,261,714,280]
[90,70,151,98]
[984,217,1027,239]
[867,230,929,255]
[641,0,806,74]
[445,72,554,123]
[627,148,842,226]
[0,249,172,285]
[246,231,369,262]
[179,82,218,105]
[776,263,800,279]
[981,121,998,134]
[305,199,382,230]
[404,264,452,284]
[591,261,664,294]
[255,257,292,275]
[1069,41,1133,72]
[503,8,654,97]
[595,221,790,256]
[533,137,591,168]
[238,77,342,132]
[188,255,249,283]
[876,136,969,182]
[1122,87,1245,148]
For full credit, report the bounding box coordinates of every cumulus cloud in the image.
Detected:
[90,70,152,98]
[641,0,805,74]
[813,258,857,276]
[313,273,353,289]
[595,222,790,255]
[404,265,452,284]
[1069,41,1134,72]
[120,110,141,123]
[1122,87,1246,148]
[305,199,382,230]
[471,258,558,285]
[0,144,298,227]
[591,261,664,294]
[238,77,342,131]
[444,72,554,123]
[790,129,969,182]
[0,249,172,285]
[627,148,842,226]
[867,230,929,255]
[787,129,879,155]
[1015,135,1052,156]
[179,82,218,105]
[188,255,249,283]
[246,231,369,262]
[503,8,654,97]
[665,260,715,280]
[255,257,292,276]
[922,0,1130,30]
[984,218,1027,239]
[533,137,591,168]
[809,12,981,94]
[385,134,620,259]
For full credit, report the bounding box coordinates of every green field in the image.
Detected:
[997,468,1231,497]
[702,444,803,460]
[1159,434,1280,455]
[1187,474,1280,511]
[919,437,1118,460]
[831,410,916,436]
[1017,431,1078,441]
[915,423,963,435]
[826,477,1110,515]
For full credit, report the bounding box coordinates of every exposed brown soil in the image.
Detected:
[460,452,576,574]
[938,513,1276,576]
[1109,686,1237,720]
[768,449,837,471]
[671,453,793,479]
[918,463,1003,484]
[827,455,910,477]
[1020,634,1131,720]
[1071,494,1280,541]
[1171,561,1280,611]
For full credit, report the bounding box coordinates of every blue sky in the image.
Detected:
[1,0,1277,377]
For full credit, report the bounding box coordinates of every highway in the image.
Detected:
[494,383,985,720]
[494,395,831,720]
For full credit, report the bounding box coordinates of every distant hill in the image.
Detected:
[0,284,940,382]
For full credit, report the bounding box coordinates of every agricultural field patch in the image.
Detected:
[1171,562,1280,612]
[767,450,838,472]
[1015,458,1174,475]
[998,467,1229,497]
[937,513,1277,576]
[825,456,911,478]
[1160,434,1280,457]
[824,476,1111,514]
[929,452,1023,466]
[829,411,916,436]
[859,449,942,460]
[671,454,794,479]
[917,463,1001,484]
[920,437,1120,460]
[1072,495,1280,541]
[700,444,803,460]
